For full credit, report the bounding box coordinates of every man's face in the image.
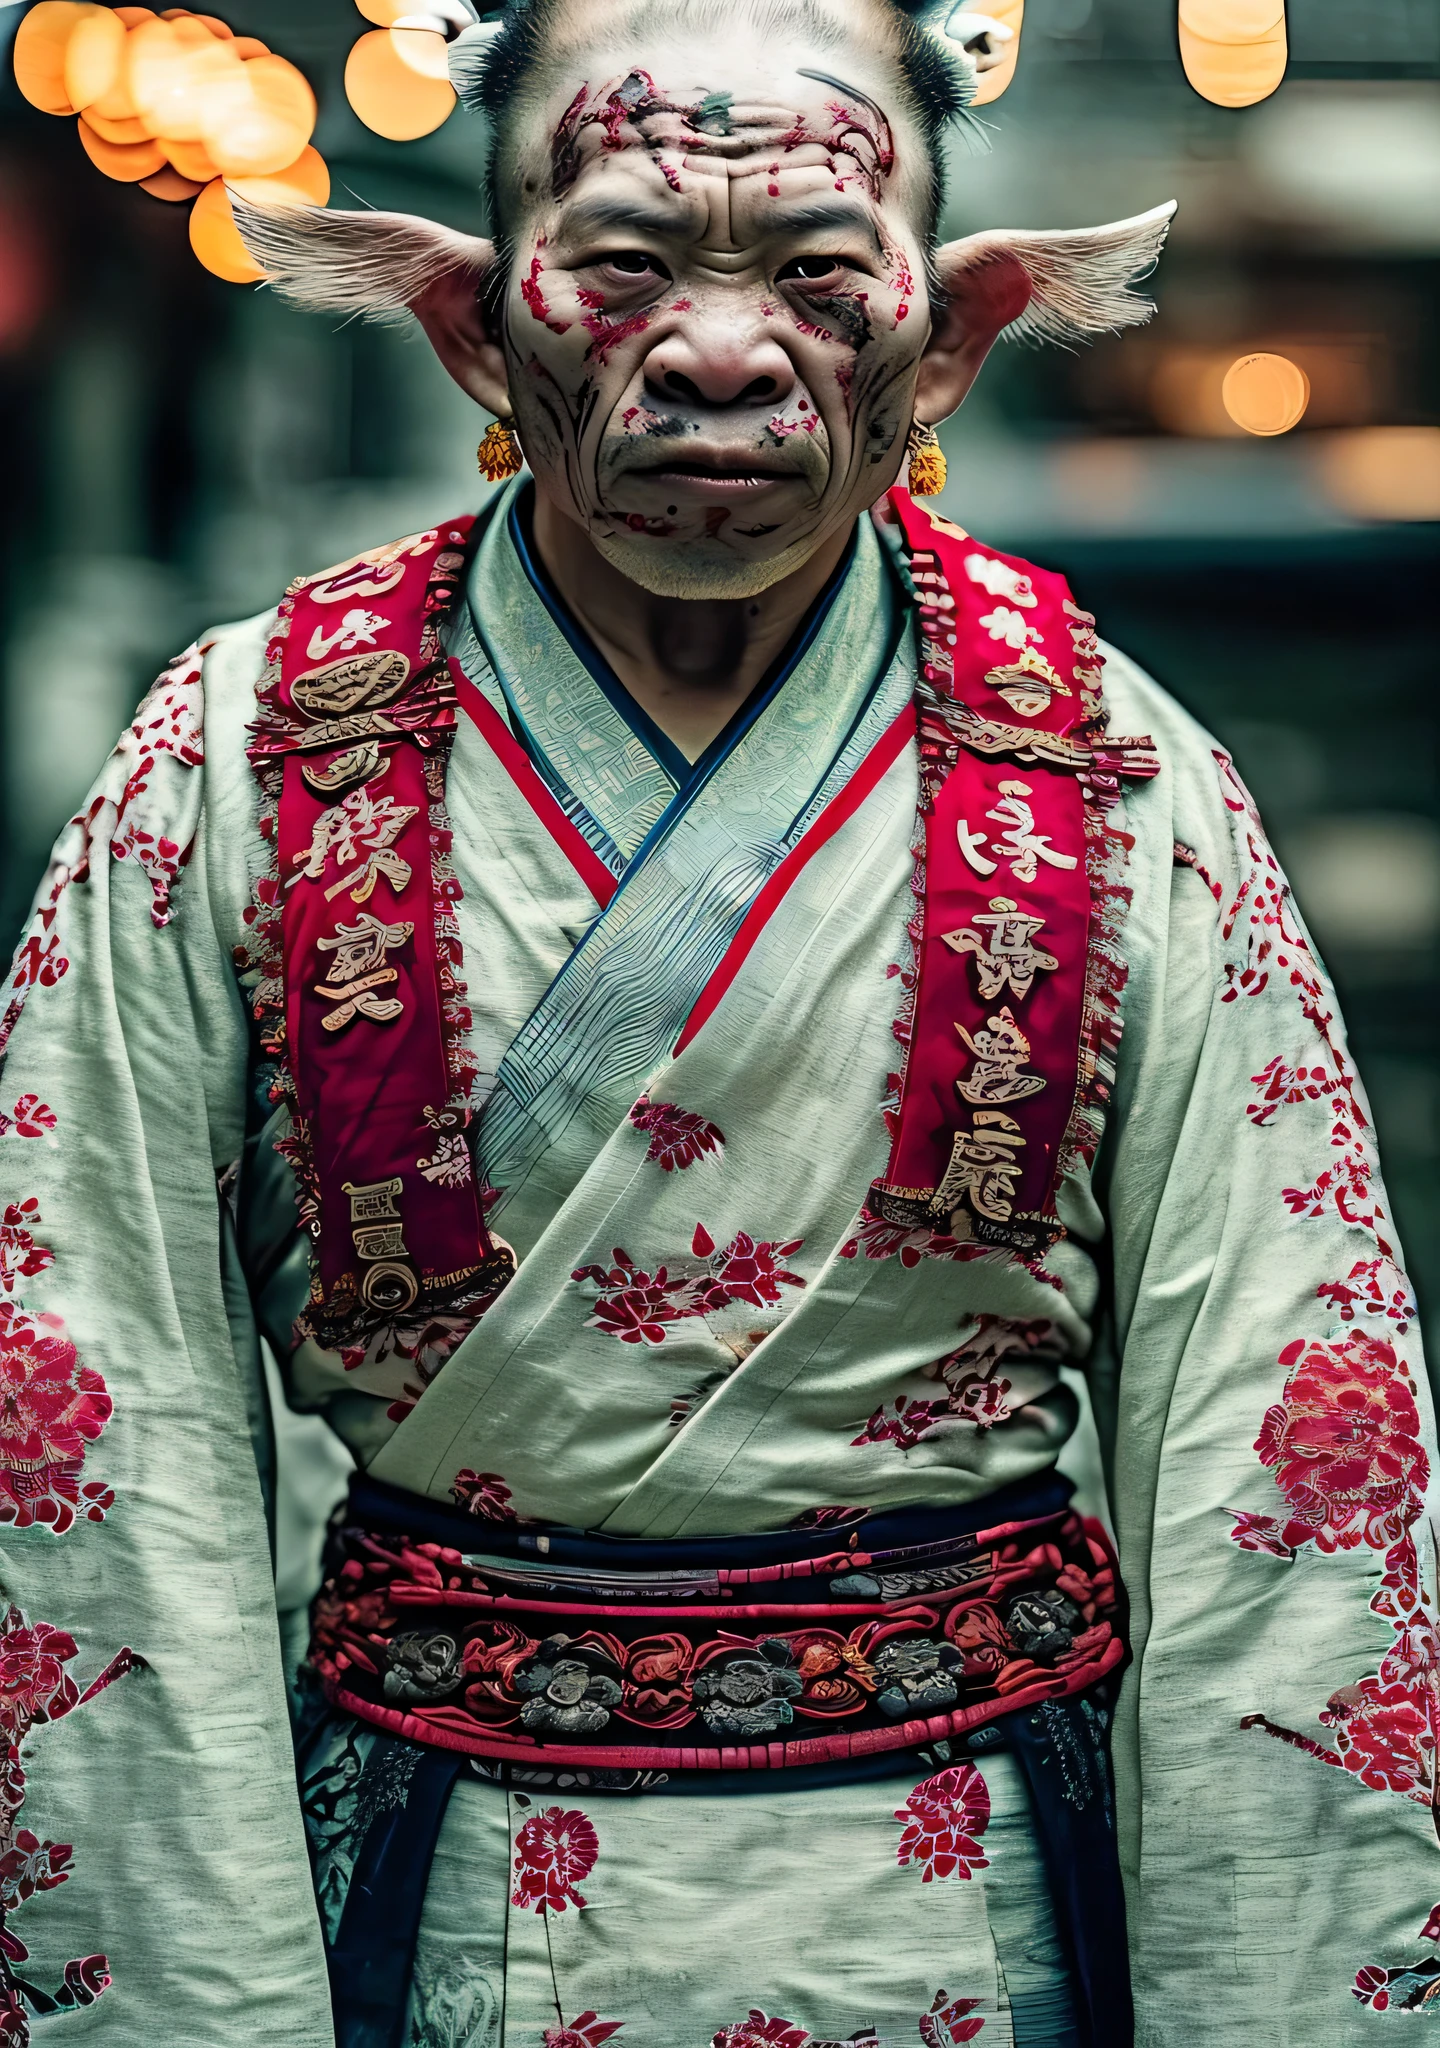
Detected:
[498,35,934,597]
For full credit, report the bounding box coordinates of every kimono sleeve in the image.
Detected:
[1095,648,1440,2042]
[0,624,332,2043]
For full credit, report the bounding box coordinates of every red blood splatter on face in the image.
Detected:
[797,398,808,411]
[672,298,693,312]
[768,182,780,196]
[576,286,605,309]
[583,307,653,364]
[624,512,677,535]
[521,252,571,335]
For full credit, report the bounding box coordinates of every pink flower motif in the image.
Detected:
[1253,1331,1428,1554]
[629,1097,725,1172]
[6,1097,57,1141]
[0,1316,113,1535]
[1420,1903,1440,1943]
[1320,1676,1433,1800]
[544,2017,624,2048]
[571,1250,708,1346]
[0,1614,81,1737]
[920,1990,986,2045]
[945,1374,1012,1429]
[1246,1056,1334,1128]
[1226,1511,1295,1560]
[711,2015,810,2048]
[450,1470,517,1523]
[0,1200,53,1298]
[851,1396,950,1451]
[708,1230,805,1309]
[1281,1149,1382,1236]
[1352,1958,1440,2012]
[894,1763,991,1883]
[1317,1256,1416,1336]
[511,1805,600,1913]
[0,1830,72,1910]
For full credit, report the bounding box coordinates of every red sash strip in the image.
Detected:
[242,523,513,1359]
[860,492,1160,1263]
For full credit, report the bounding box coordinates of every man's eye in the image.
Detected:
[777,255,845,283]
[603,251,666,278]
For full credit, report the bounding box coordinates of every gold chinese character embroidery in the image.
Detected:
[295,757,418,905]
[932,1111,1026,1227]
[984,646,1070,720]
[955,782,1078,886]
[314,912,414,1030]
[942,898,1060,1003]
[340,1175,418,1312]
[956,1007,1045,1105]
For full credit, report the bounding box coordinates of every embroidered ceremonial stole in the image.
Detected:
[859,492,1158,1257]
[452,492,910,1218]
[245,524,514,1357]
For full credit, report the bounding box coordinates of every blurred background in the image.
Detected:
[1,0,1437,1357]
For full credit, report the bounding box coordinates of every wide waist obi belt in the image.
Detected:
[310,1473,1127,1772]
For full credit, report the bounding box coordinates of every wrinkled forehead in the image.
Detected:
[507,32,928,239]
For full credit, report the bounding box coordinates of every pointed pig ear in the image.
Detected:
[914,200,1176,423]
[229,199,508,414]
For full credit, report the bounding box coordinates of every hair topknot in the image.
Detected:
[450,0,974,252]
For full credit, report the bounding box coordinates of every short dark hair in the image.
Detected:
[458,0,971,255]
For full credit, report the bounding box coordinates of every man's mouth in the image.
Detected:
[624,457,802,497]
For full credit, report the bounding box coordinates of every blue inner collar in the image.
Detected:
[506,486,858,795]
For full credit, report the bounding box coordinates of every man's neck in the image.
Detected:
[529,491,855,763]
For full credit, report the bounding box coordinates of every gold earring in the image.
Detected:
[906,421,946,497]
[477,417,524,482]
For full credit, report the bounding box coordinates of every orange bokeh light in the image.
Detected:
[969,0,1025,108]
[63,6,127,111]
[139,164,204,201]
[76,113,166,179]
[1178,0,1287,107]
[345,27,455,140]
[1221,353,1311,436]
[11,4,330,284]
[14,2,100,115]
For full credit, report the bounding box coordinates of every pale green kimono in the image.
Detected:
[0,487,1434,2045]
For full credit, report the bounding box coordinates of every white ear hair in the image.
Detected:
[959,201,1177,346]
[229,197,493,325]
[448,16,503,103]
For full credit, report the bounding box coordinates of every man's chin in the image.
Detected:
[589,526,827,600]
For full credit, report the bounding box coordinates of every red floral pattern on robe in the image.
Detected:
[1246,1331,1428,1557]
[711,2015,811,2048]
[628,1097,725,1171]
[0,1314,113,1535]
[545,2016,625,2048]
[894,1762,991,1882]
[510,1805,600,1913]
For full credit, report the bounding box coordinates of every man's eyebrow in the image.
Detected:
[762,198,885,253]
[554,195,689,241]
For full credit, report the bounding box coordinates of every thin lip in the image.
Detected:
[621,461,801,490]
